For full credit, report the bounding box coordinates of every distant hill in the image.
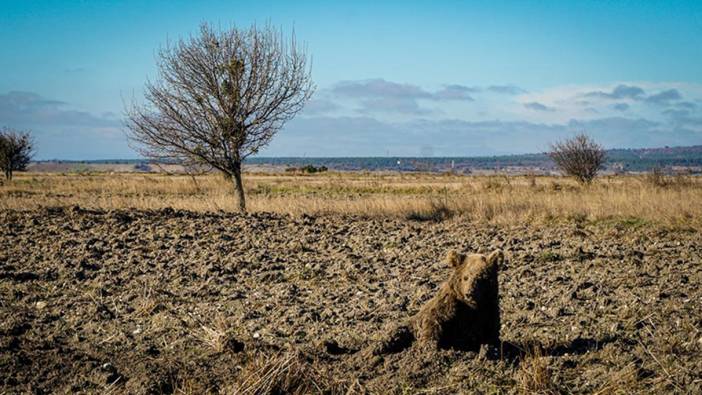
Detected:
[243,145,702,173]
[33,145,702,174]
[604,145,702,171]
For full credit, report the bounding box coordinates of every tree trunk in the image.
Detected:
[231,164,246,213]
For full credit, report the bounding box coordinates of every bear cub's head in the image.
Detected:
[445,249,503,307]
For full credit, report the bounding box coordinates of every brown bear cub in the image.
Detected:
[371,249,503,354]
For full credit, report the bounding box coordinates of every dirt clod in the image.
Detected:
[1,208,701,393]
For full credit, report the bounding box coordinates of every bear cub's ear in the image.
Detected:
[446,250,466,268]
[487,250,504,266]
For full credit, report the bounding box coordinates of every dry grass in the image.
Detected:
[226,351,349,395]
[592,364,641,395]
[517,346,557,394]
[197,325,228,353]
[1,171,701,228]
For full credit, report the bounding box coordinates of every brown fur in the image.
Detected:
[371,249,503,354]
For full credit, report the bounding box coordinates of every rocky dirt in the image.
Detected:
[1,207,701,393]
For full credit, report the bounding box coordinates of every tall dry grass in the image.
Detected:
[516,346,557,395]
[226,351,350,395]
[1,171,701,228]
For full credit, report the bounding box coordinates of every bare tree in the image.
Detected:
[125,23,314,212]
[0,127,35,181]
[549,133,606,183]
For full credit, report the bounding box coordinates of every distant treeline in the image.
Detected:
[35,145,702,173]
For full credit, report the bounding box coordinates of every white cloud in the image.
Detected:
[263,80,702,156]
[4,80,701,159]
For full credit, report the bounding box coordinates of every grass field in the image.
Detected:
[1,171,701,229]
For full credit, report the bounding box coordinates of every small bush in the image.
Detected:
[250,183,275,196]
[134,162,152,172]
[285,165,328,174]
[538,251,563,263]
[614,217,649,230]
[0,127,35,180]
[406,199,453,222]
[549,133,605,184]
[568,211,588,225]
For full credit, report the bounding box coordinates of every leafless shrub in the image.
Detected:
[125,23,314,212]
[549,133,606,184]
[0,127,34,180]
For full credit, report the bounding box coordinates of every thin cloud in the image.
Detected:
[63,67,87,73]
[583,84,646,100]
[524,102,555,111]
[612,103,630,111]
[301,98,340,115]
[487,85,526,95]
[663,108,690,119]
[0,91,129,160]
[676,101,697,110]
[0,91,118,127]
[332,79,432,99]
[433,84,476,101]
[333,79,475,101]
[357,97,433,114]
[331,79,474,114]
[645,89,682,105]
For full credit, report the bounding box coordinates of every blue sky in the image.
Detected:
[1,0,701,159]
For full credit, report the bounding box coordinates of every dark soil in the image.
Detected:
[1,207,701,393]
